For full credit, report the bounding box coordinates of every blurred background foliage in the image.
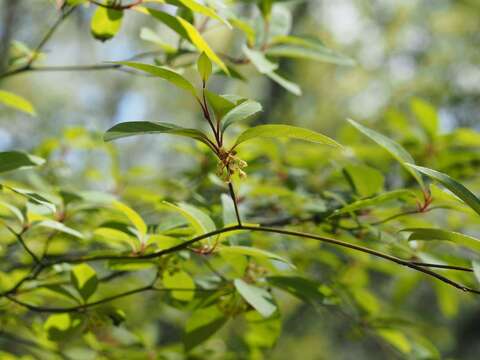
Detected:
[1,0,480,359]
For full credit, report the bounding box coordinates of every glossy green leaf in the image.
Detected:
[71,263,98,302]
[221,100,262,131]
[0,90,36,116]
[90,7,123,41]
[406,164,480,217]
[402,228,480,252]
[104,121,211,147]
[163,201,215,235]
[233,124,343,149]
[0,151,45,173]
[163,270,196,301]
[111,62,196,95]
[234,279,276,318]
[348,119,425,191]
[184,306,227,351]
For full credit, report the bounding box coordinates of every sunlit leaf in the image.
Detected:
[35,220,84,239]
[197,52,212,82]
[163,270,196,301]
[234,279,277,318]
[71,263,98,302]
[242,45,278,74]
[221,100,262,131]
[91,7,123,41]
[112,200,147,242]
[233,124,343,149]
[0,90,36,116]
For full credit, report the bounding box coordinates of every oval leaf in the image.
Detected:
[0,90,36,116]
[234,279,277,318]
[71,263,98,302]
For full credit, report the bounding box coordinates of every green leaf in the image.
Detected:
[139,27,177,53]
[111,62,196,96]
[267,276,326,306]
[175,0,230,28]
[35,220,84,239]
[2,186,56,213]
[405,164,480,217]
[163,270,196,301]
[234,279,276,318]
[230,17,256,47]
[184,306,227,351]
[233,124,342,149]
[267,36,355,66]
[344,164,385,197]
[377,329,411,354]
[348,119,426,191]
[402,228,480,252]
[242,45,278,74]
[197,52,212,82]
[218,245,294,267]
[0,151,45,173]
[104,121,212,147]
[205,91,236,120]
[472,261,480,285]
[44,313,83,342]
[136,7,188,38]
[221,100,262,131]
[410,98,438,138]
[112,201,147,242]
[0,90,36,116]
[266,72,302,96]
[90,7,123,41]
[330,190,415,217]
[71,263,98,302]
[162,201,215,235]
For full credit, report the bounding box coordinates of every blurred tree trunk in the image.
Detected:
[0,0,20,73]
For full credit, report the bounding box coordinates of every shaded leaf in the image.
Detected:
[218,245,293,267]
[267,276,326,306]
[402,228,480,252]
[184,305,227,351]
[0,151,44,173]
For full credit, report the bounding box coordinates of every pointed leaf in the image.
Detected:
[197,52,212,82]
[35,220,84,239]
[266,72,302,96]
[402,228,480,252]
[233,124,342,149]
[71,263,98,302]
[234,279,276,318]
[221,100,262,131]
[348,119,426,191]
[163,201,215,235]
[112,201,147,242]
[111,62,196,95]
[242,45,278,74]
[0,151,44,173]
[0,90,36,116]
[218,245,293,267]
[405,164,480,217]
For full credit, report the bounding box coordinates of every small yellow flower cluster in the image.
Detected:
[216,148,248,182]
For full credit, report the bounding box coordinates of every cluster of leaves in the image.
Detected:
[1,1,480,359]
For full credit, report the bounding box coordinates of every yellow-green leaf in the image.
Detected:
[0,90,36,116]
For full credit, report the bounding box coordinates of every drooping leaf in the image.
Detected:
[221,100,262,131]
[104,121,212,148]
[163,270,196,301]
[0,90,36,116]
[110,62,196,95]
[234,279,277,318]
[402,228,480,252]
[71,263,98,302]
[0,151,45,173]
[218,245,293,267]
[242,45,278,74]
[406,164,480,217]
[184,305,227,351]
[233,124,342,149]
[90,7,123,41]
[266,72,302,96]
[348,119,426,191]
